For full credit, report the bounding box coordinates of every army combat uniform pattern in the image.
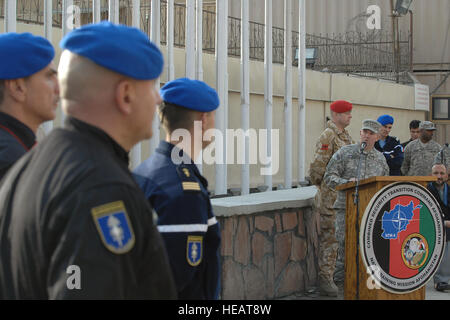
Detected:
[401,139,442,176]
[324,143,389,282]
[434,145,450,167]
[309,120,353,282]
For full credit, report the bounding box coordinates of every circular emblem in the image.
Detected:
[360,182,445,294]
[401,233,428,269]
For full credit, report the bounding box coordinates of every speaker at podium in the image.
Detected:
[336,176,446,300]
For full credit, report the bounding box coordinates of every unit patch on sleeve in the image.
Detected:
[186,235,203,266]
[91,200,135,254]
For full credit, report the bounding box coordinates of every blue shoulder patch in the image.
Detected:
[91,201,135,254]
[187,235,203,266]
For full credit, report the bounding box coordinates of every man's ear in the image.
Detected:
[200,112,208,131]
[4,78,27,103]
[115,79,135,115]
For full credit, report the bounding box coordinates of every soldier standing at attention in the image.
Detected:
[309,100,354,296]
[134,78,221,300]
[324,119,389,286]
[0,33,59,180]
[401,121,441,176]
[0,22,176,299]
[374,114,404,176]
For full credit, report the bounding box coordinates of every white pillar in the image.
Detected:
[185,0,196,79]
[108,0,119,24]
[240,0,250,195]
[93,0,101,23]
[130,0,142,169]
[215,0,228,196]
[264,0,273,192]
[62,0,74,37]
[42,0,54,134]
[195,0,204,174]
[166,0,175,81]
[195,0,203,81]
[284,0,292,189]
[132,0,140,28]
[60,0,74,127]
[44,0,52,41]
[298,0,306,185]
[4,0,16,33]
[149,0,162,157]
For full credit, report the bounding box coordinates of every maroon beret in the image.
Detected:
[330,100,352,113]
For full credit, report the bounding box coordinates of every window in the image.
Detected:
[432,97,450,120]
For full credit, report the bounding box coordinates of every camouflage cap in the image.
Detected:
[361,119,381,133]
[419,121,436,131]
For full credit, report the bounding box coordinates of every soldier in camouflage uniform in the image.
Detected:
[401,121,441,176]
[309,100,354,297]
[324,119,389,286]
[434,145,450,171]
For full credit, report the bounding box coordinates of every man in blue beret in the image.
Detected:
[134,77,221,300]
[0,22,176,299]
[0,32,59,181]
[374,114,404,176]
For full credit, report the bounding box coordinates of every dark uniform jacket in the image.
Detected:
[427,182,450,242]
[375,135,404,176]
[134,141,221,300]
[401,138,413,149]
[0,117,176,299]
[0,112,36,181]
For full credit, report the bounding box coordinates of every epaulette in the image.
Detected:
[176,165,201,192]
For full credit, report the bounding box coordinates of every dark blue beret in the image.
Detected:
[377,114,394,126]
[160,78,220,112]
[60,21,163,80]
[0,33,55,80]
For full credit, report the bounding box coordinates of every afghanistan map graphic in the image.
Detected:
[381,201,422,240]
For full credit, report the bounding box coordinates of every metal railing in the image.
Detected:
[0,0,413,84]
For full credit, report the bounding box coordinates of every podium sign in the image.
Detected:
[360,182,446,294]
[336,176,445,300]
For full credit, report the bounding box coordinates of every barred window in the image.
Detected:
[432,97,450,120]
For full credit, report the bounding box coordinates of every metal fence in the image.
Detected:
[0,0,413,83]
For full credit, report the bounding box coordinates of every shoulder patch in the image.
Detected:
[187,235,203,266]
[176,165,201,192]
[91,201,135,254]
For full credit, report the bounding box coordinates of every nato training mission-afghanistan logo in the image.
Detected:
[360,182,445,294]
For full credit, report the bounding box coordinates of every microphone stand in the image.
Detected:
[353,142,366,300]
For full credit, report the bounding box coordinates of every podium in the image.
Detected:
[336,176,437,300]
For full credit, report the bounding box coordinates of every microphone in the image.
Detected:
[360,142,367,153]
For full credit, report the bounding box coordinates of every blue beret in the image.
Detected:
[60,21,163,80]
[160,78,220,112]
[377,114,394,126]
[0,33,55,80]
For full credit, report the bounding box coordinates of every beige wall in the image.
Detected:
[229,0,450,68]
[1,20,425,191]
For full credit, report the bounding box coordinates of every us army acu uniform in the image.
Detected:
[434,145,450,168]
[401,121,441,176]
[324,120,389,285]
[309,119,353,293]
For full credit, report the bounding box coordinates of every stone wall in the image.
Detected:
[212,187,319,299]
